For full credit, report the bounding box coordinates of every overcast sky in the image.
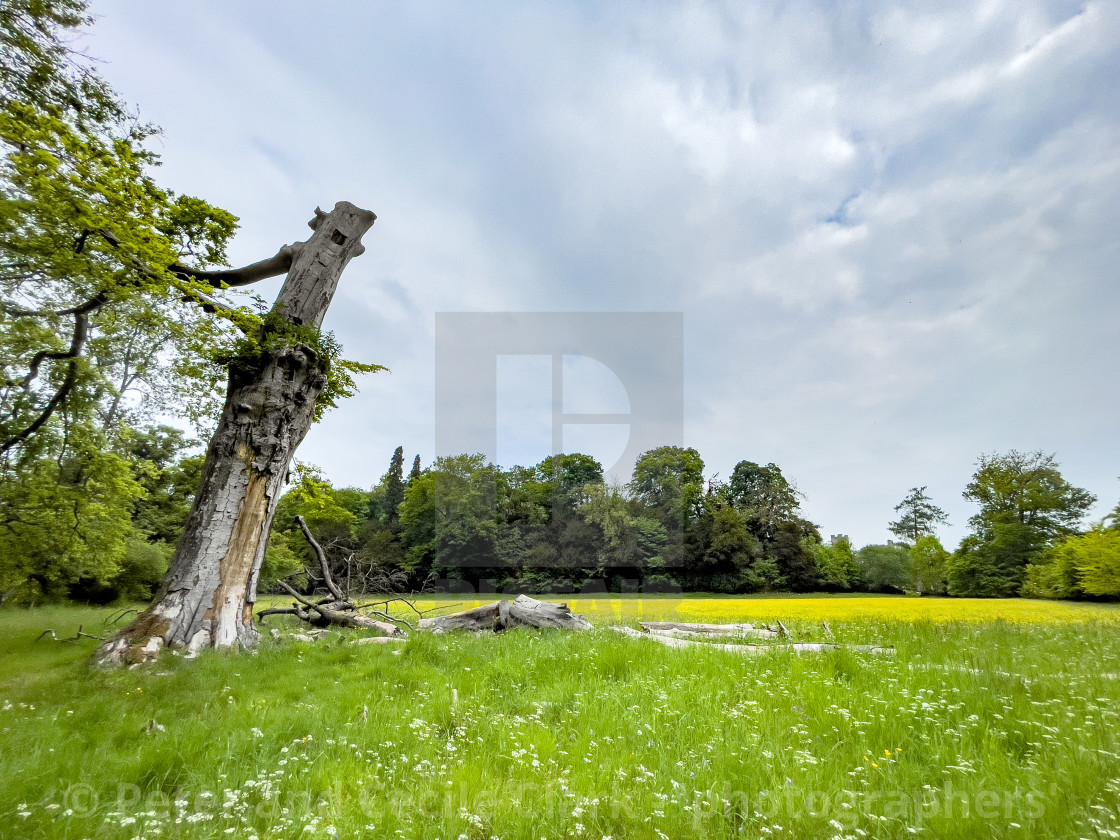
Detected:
[84,1,1118,549]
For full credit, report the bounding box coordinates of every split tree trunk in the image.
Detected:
[94,202,376,667]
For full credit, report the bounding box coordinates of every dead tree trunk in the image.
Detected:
[94,202,376,667]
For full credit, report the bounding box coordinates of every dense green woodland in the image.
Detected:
[6,425,1120,604]
[1,2,1118,607]
[253,446,1119,601]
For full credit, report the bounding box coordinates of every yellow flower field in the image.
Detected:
[385,594,1120,625]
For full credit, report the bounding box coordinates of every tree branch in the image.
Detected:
[12,304,91,390]
[295,514,344,602]
[2,289,108,319]
[169,243,298,288]
[1,308,91,454]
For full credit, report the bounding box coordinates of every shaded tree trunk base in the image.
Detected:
[92,594,262,667]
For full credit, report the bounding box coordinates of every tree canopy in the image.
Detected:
[889,486,948,545]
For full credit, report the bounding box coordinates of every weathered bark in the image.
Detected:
[417,595,592,633]
[93,202,376,667]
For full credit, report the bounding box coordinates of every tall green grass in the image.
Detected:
[1,604,1118,839]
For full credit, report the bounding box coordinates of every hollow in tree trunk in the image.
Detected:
[94,201,376,667]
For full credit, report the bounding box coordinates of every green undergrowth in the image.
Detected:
[1,605,1119,839]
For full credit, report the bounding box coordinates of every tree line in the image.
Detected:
[2,426,1116,604]
[258,446,1119,601]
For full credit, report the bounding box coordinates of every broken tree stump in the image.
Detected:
[417,595,592,633]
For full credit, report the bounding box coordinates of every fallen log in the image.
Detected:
[351,636,408,646]
[640,622,781,640]
[258,581,404,635]
[417,595,592,633]
[613,626,894,655]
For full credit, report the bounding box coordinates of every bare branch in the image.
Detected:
[37,624,104,643]
[1,289,108,319]
[295,515,344,601]
[1,308,90,454]
[169,243,298,288]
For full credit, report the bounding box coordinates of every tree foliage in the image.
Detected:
[1024,527,1120,600]
[630,446,703,526]
[909,535,948,595]
[964,451,1095,543]
[889,486,948,545]
[727,461,802,541]
[813,536,859,591]
[856,544,912,593]
[950,451,1096,596]
[0,2,384,606]
[0,424,141,600]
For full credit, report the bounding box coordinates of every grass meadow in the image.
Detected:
[1,596,1119,839]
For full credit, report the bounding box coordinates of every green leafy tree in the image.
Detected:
[399,454,500,584]
[354,446,412,585]
[889,486,948,545]
[770,520,821,591]
[701,502,768,592]
[909,534,949,595]
[0,426,142,601]
[856,544,912,593]
[534,453,603,514]
[630,446,704,570]
[952,451,1095,596]
[723,461,819,590]
[1024,527,1120,599]
[123,425,203,544]
[259,529,304,590]
[947,522,1042,597]
[0,0,233,605]
[813,536,859,591]
[274,463,360,539]
[1,26,240,457]
[1069,528,1120,598]
[964,451,1095,543]
[630,446,704,524]
[68,423,202,603]
[727,461,802,541]
[267,464,373,594]
[382,445,405,532]
[579,480,638,572]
